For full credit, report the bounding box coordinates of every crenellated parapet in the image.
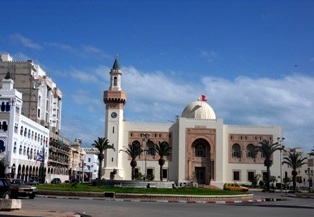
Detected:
[103,90,126,109]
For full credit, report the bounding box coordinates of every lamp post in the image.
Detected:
[277,137,285,193]
[305,168,313,193]
[142,133,150,180]
[80,153,85,183]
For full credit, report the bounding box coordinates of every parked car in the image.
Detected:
[51,178,62,184]
[10,179,37,199]
[27,176,39,185]
[0,178,11,199]
[223,182,249,192]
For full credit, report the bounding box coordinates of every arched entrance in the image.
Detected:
[187,138,212,184]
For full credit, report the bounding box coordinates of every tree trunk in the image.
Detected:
[264,159,272,192]
[98,159,103,180]
[159,158,165,181]
[266,165,270,192]
[130,160,137,180]
[292,170,298,192]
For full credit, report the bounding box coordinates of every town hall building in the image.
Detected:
[103,58,283,188]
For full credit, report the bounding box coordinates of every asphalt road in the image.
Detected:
[0,192,313,217]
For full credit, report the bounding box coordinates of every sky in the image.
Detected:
[0,0,314,152]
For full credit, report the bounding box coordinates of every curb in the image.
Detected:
[37,194,266,204]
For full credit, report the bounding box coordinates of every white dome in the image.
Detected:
[181,101,216,119]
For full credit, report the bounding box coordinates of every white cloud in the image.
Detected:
[10,34,43,50]
[201,50,217,63]
[62,64,314,152]
[81,45,111,60]
[69,68,100,83]
[46,42,74,52]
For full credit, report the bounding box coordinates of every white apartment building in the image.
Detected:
[0,53,70,182]
[0,71,49,181]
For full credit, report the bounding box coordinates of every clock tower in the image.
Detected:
[103,56,126,179]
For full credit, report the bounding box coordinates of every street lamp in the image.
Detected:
[305,168,313,193]
[144,147,149,180]
[142,133,150,180]
[80,151,86,183]
[277,137,285,193]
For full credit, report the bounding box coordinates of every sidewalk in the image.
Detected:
[0,209,81,217]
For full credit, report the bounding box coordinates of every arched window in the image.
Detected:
[2,121,7,131]
[13,142,17,153]
[232,144,241,158]
[247,144,256,159]
[147,140,155,156]
[0,140,5,153]
[113,77,117,86]
[5,102,10,111]
[195,143,206,157]
[1,102,5,111]
[20,126,23,136]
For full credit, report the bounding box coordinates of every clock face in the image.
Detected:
[111,112,117,118]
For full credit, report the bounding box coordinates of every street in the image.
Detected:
[0,192,313,217]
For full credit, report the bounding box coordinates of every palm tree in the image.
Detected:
[120,141,143,180]
[92,137,115,180]
[154,141,172,181]
[255,140,282,192]
[282,151,307,192]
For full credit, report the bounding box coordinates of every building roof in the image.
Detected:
[181,100,216,119]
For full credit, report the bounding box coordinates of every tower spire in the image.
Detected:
[112,54,120,70]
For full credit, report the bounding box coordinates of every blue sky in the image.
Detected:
[1,0,314,152]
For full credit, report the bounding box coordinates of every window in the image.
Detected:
[232,144,241,158]
[233,171,240,181]
[248,171,255,182]
[0,102,5,111]
[147,141,155,156]
[13,142,17,153]
[135,168,139,178]
[147,169,154,177]
[162,169,168,179]
[37,108,40,118]
[246,144,256,159]
[14,124,18,133]
[19,145,22,155]
[0,140,5,153]
[195,143,206,157]
[88,158,91,162]
[113,77,117,86]
[20,126,23,136]
[23,146,26,155]
[5,102,10,111]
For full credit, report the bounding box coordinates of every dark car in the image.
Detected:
[10,179,37,199]
[51,178,61,184]
[27,176,39,185]
[0,178,11,199]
